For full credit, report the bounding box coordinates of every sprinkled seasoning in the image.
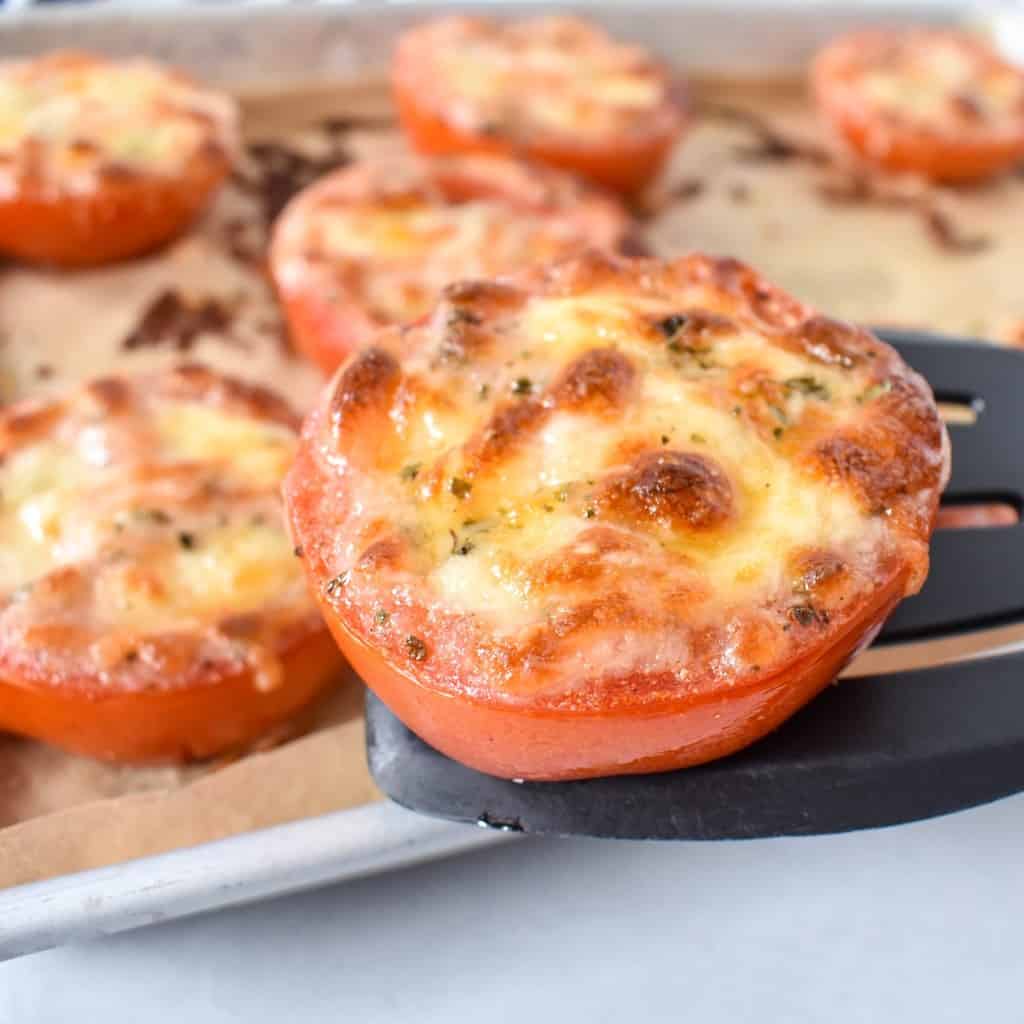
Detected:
[784,376,831,400]
[405,635,428,661]
[324,571,349,597]
[450,477,473,499]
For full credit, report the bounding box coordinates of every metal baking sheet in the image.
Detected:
[0,0,967,960]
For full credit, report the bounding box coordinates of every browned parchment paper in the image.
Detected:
[2,75,1023,890]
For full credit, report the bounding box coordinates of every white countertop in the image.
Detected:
[3,793,1022,1021]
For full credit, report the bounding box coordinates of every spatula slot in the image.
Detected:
[936,496,1020,529]
[936,398,981,426]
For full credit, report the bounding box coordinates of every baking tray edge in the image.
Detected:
[0,800,510,960]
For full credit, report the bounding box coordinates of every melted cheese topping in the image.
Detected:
[0,370,315,688]
[272,155,627,327]
[295,254,948,702]
[0,52,237,193]
[321,201,594,323]
[400,16,675,140]
[835,32,1024,131]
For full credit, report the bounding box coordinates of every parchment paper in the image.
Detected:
[2,76,1022,891]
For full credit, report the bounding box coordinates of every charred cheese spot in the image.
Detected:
[814,436,915,513]
[550,348,635,412]
[598,451,734,533]
[464,398,548,475]
[783,315,873,370]
[330,348,401,432]
[300,253,947,698]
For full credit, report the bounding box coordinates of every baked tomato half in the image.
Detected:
[393,16,687,195]
[812,29,1024,183]
[285,251,950,781]
[0,365,343,762]
[270,153,636,373]
[0,51,238,268]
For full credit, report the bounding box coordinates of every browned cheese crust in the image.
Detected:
[288,252,950,711]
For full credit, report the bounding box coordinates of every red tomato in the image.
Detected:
[0,52,237,268]
[393,16,688,195]
[0,366,344,762]
[285,252,948,781]
[270,153,636,373]
[812,29,1024,183]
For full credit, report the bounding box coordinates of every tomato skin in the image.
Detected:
[393,80,683,197]
[319,568,902,781]
[0,623,342,763]
[812,31,1024,184]
[0,150,230,269]
[278,277,380,376]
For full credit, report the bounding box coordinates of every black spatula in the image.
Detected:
[365,332,1024,839]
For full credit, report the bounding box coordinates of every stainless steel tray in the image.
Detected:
[0,0,965,961]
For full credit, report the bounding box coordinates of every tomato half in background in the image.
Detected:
[285,251,949,781]
[0,366,343,762]
[0,51,238,268]
[812,29,1024,184]
[269,153,636,373]
[392,16,688,196]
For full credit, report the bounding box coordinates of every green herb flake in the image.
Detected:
[178,531,196,551]
[784,376,830,401]
[374,609,391,627]
[690,433,706,444]
[858,379,893,404]
[583,506,596,520]
[399,462,422,481]
[511,377,533,396]
[773,427,784,440]
[477,383,490,401]
[450,477,473,500]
